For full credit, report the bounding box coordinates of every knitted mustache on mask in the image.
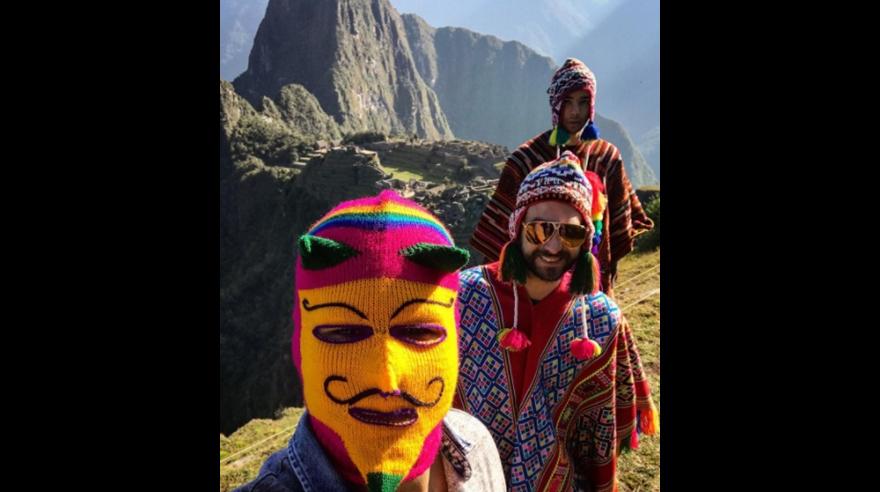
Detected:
[324,375,445,427]
[292,190,469,492]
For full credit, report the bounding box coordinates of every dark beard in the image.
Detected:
[526,248,577,282]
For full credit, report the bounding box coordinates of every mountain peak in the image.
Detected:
[233,0,453,141]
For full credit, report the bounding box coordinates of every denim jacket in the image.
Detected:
[232,409,505,492]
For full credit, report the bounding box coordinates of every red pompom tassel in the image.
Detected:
[498,328,531,351]
[570,338,602,360]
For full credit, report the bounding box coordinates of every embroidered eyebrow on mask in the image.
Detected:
[302,298,368,320]
[389,297,455,321]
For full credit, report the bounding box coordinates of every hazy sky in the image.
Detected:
[389,0,626,61]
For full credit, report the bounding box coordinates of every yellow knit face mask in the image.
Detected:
[298,277,459,491]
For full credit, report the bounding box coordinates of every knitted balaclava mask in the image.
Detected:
[292,190,469,492]
[547,57,600,147]
[497,151,607,359]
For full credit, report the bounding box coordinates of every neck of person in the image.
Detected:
[523,273,562,302]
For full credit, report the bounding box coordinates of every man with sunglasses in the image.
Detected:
[454,152,659,492]
[469,58,653,299]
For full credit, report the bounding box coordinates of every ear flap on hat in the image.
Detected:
[298,234,359,270]
[499,241,528,284]
[570,249,600,295]
[400,243,470,272]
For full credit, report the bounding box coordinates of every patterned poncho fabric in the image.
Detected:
[453,263,658,492]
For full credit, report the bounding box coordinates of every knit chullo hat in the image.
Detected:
[497,151,607,360]
[292,190,469,492]
[547,57,600,147]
